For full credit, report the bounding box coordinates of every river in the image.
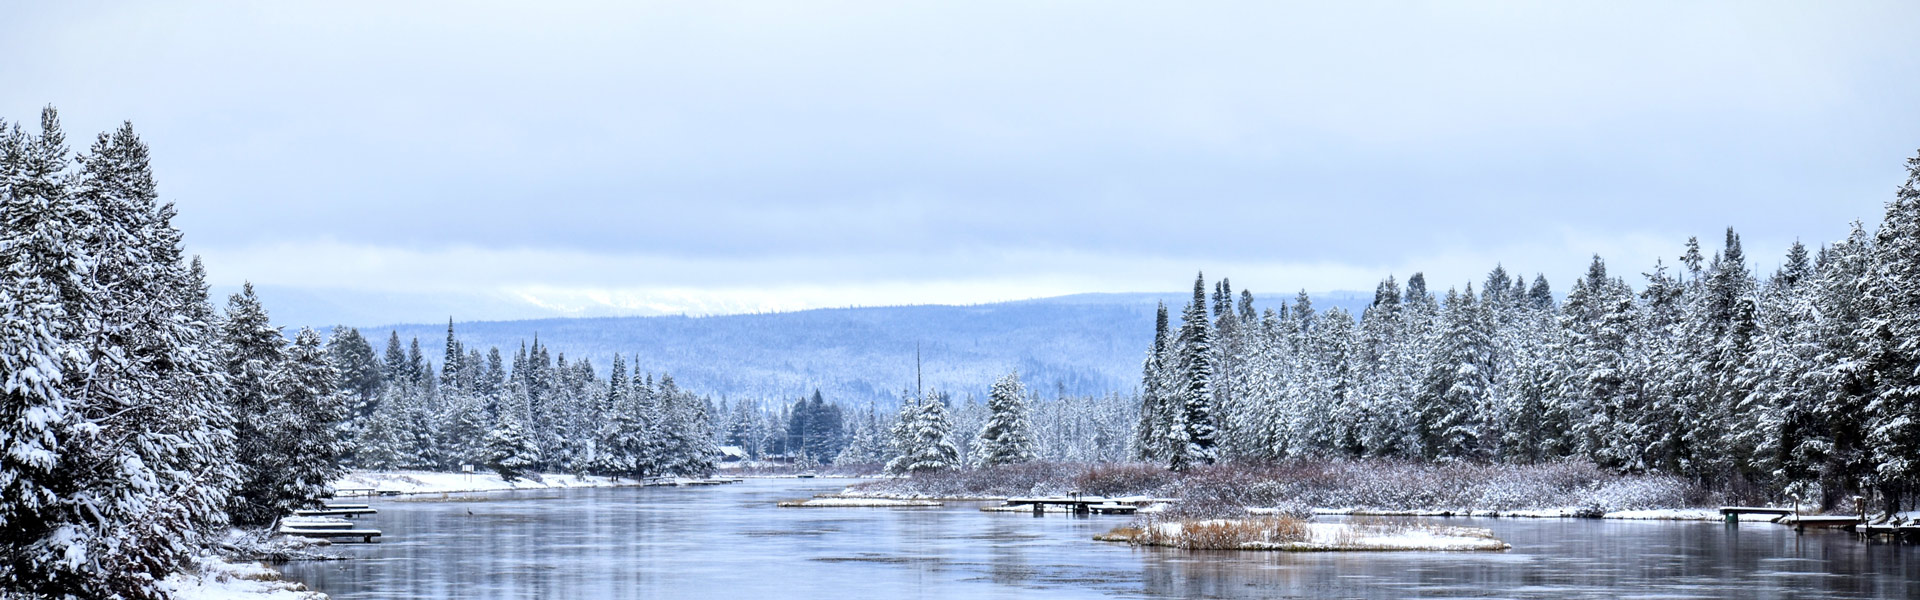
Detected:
[278,478,1920,599]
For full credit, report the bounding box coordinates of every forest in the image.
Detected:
[1131,153,1920,514]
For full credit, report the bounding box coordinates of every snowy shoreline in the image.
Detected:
[330,470,647,497]
[831,488,1812,523]
[1099,518,1513,552]
[161,554,326,600]
[1296,507,1790,522]
[777,497,944,507]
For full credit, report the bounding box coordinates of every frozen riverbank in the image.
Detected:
[843,460,1728,521]
[330,470,644,496]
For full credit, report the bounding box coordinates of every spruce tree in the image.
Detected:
[977,371,1038,466]
[1865,151,1920,513]
[223,283,293,526]
[483,411,541,482]
[886,392,959,474]
[1173,274,1218,468]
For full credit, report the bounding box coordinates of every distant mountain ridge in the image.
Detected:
[327,291,1376,406]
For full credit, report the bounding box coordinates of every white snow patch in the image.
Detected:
[779,497,943,507]
[159,555,324,600]
[1127,519,1509,552]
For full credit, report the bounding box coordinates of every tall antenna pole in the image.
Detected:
[915,342,923,399]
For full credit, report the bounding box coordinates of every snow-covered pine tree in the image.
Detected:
[1559,256,1637,469]
[222,283,293,526]
[382,330,406,386]
[326,326,384,422]
[1629,259,1688,473]
[976,371,1037,466]
[1865,151,1920,514]
[886,391,959,474]
[1737,244,1823,487]
[483,411,541,482]
[1810,224,1878,509]
[1172,274,1218,468]
[3,112,244,598]
[1132,303,1171,462]
[257,328,351,519]
[1417,285,1493,462]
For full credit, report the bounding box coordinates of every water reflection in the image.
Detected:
[279,480,1920,599]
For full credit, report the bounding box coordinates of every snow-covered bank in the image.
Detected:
[331,470,642,496]
[777,497,943,508]
[1297,507,1781,522]
[1100,518,1510,552]
[159,555,325,600]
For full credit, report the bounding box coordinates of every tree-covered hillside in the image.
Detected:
[348,293,1374,406]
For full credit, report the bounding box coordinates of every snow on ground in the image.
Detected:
[1115,519,1510,552]
[159,554,325,600]
[778,497,943,507]
[820,490,1009,501]
[332,470,642,496]
[1300,506,1786,522]
[1291,522,1511,552]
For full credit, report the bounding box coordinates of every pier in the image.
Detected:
[1002,494,1175,515]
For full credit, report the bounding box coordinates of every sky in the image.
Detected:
[7,1,1920,325]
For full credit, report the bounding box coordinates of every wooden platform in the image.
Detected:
[1849,524,1920,541]
[1004,495,1175,515]
[281,528,382,543]
[293,507,377,518]
[1787,516,1861,531]
[1719,506,1795,517]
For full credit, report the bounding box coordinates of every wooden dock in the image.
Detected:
[280,528,382,543]
[293,506,378,518]
[1849,523,1920,542]
[1003,495,1175,515]
[1719,506,1795,522]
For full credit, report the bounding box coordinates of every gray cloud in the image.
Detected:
[7,1,1917,321]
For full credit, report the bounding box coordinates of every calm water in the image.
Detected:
[279,479,1920,599]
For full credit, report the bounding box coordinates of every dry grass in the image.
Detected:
[1124,516,1310,550]
[1093,526,1144,542]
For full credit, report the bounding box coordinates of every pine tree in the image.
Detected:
[1132,302,1171,462]
[977,371,1037,466]
[1172,273,1217,468]
[1418,285,1494,461]
[223,283,294,526]
[258,328,351,520]
[2,111,241,598]
[382,330,406,386]
[327,326,384,421]
[886,392,959,474]
[483,411,541,482]
[1865,151,1920,514]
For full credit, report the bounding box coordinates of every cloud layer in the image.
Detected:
[8,1,1917,323]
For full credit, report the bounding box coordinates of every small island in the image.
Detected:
[1097,517,1510,552]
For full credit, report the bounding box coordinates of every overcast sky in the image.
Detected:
[8,1,1920,323]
